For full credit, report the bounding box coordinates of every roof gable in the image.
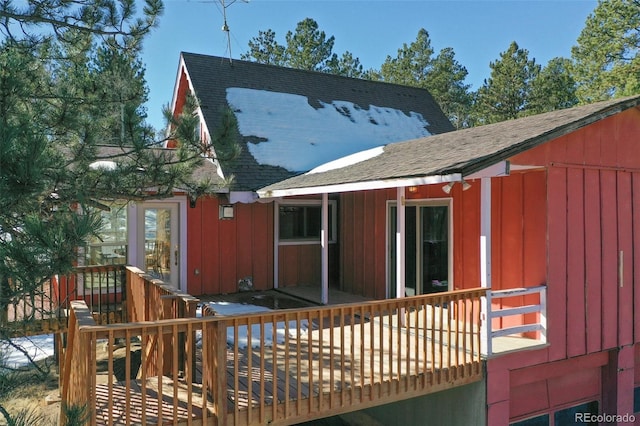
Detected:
[177,52,454,191]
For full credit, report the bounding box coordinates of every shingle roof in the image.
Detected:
[95,145,224,189]
[180,52,454,192]
[258,95,640,196]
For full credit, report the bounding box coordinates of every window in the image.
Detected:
[81,202,128,266]
[388,200,452,297]
[510,414,549,426]
[554,401,598,425]
[278,201,336,243]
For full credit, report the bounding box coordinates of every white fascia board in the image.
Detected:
[197,113,226,181]
[170,56,226,181]
[257,173,462,198]
[466,161,509,180]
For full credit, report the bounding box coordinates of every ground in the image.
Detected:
[0,339,136,426]
[0,356,60,426]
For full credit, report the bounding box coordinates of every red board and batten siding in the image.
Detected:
[512,107,640,360]
[338,173,546,307]
[486,107,640,424]
[186,196,274,295]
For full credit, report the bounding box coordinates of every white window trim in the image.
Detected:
[128,196,188,293]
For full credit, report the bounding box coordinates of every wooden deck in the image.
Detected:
[60,269,545,425]
[93,304,483,425]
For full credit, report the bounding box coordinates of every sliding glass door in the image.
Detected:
[388,201,451,298]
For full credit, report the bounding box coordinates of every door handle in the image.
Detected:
[175,245,179,266]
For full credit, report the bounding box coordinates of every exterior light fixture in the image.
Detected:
[408,186,418,193]
[219,204,235,219]
[442,180,472,194]
[442,182,454,194]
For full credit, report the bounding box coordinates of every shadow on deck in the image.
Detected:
[91,300,484,425]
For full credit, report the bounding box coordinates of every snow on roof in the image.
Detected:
[227,88,432,172]
[307,145,385,175]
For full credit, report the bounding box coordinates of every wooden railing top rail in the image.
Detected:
[74,287,487,334]
[124,266,199,304]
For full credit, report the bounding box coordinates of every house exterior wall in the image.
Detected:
[488,108,640,424]
[338,172,547,307]
[186,195,274,295]
[186,195,338,294]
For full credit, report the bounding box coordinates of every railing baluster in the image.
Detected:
[284,312,290,421]
[329,308,335,408]
[247,318,253,424]
[340,307,345,407]
[349,305,355,404]
[272,314,277,422]
[307,309,313,414]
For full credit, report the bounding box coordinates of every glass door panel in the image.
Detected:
[138,204,179,287]
[421,206,449,293]
[388,202,450,297]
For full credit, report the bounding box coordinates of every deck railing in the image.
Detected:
[59,266,200,425]
[58,265,127,325]
[60,288,486,425]
[208,289,485,425]
[485,285,547,356]
[1,265,127,336]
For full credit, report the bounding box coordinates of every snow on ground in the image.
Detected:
[1,301,306,368]
[0,334,55,369]
[227,88,432,173]
[196,301,310,350]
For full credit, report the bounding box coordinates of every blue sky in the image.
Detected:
[141,0,597,131]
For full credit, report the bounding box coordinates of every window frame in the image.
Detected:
[277,199,337,245]
[386,197,453,298]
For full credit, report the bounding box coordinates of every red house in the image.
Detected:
[63,51,640,424]
[165,52,454,297]
[257,95,640,424]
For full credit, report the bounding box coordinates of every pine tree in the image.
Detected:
[241,29,286,66]
[529,57,578,114]
[427,48,473,129]
[379,28,434,87]
[571,0,640,103]
[474,41,540,124]
[379,29,472,128]
[284,18,335,72]
[0,3,227,413]
[242,18,366,77]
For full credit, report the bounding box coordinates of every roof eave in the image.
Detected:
[459,98,640,177]
[257,173,463,198]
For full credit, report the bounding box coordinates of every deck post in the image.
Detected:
[480,177,493,356]
[211,319,228,423]
[321,193,329,304]
[273,200,280,289]
[396,187,406,326]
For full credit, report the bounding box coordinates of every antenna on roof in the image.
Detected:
[216,0,249,64]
